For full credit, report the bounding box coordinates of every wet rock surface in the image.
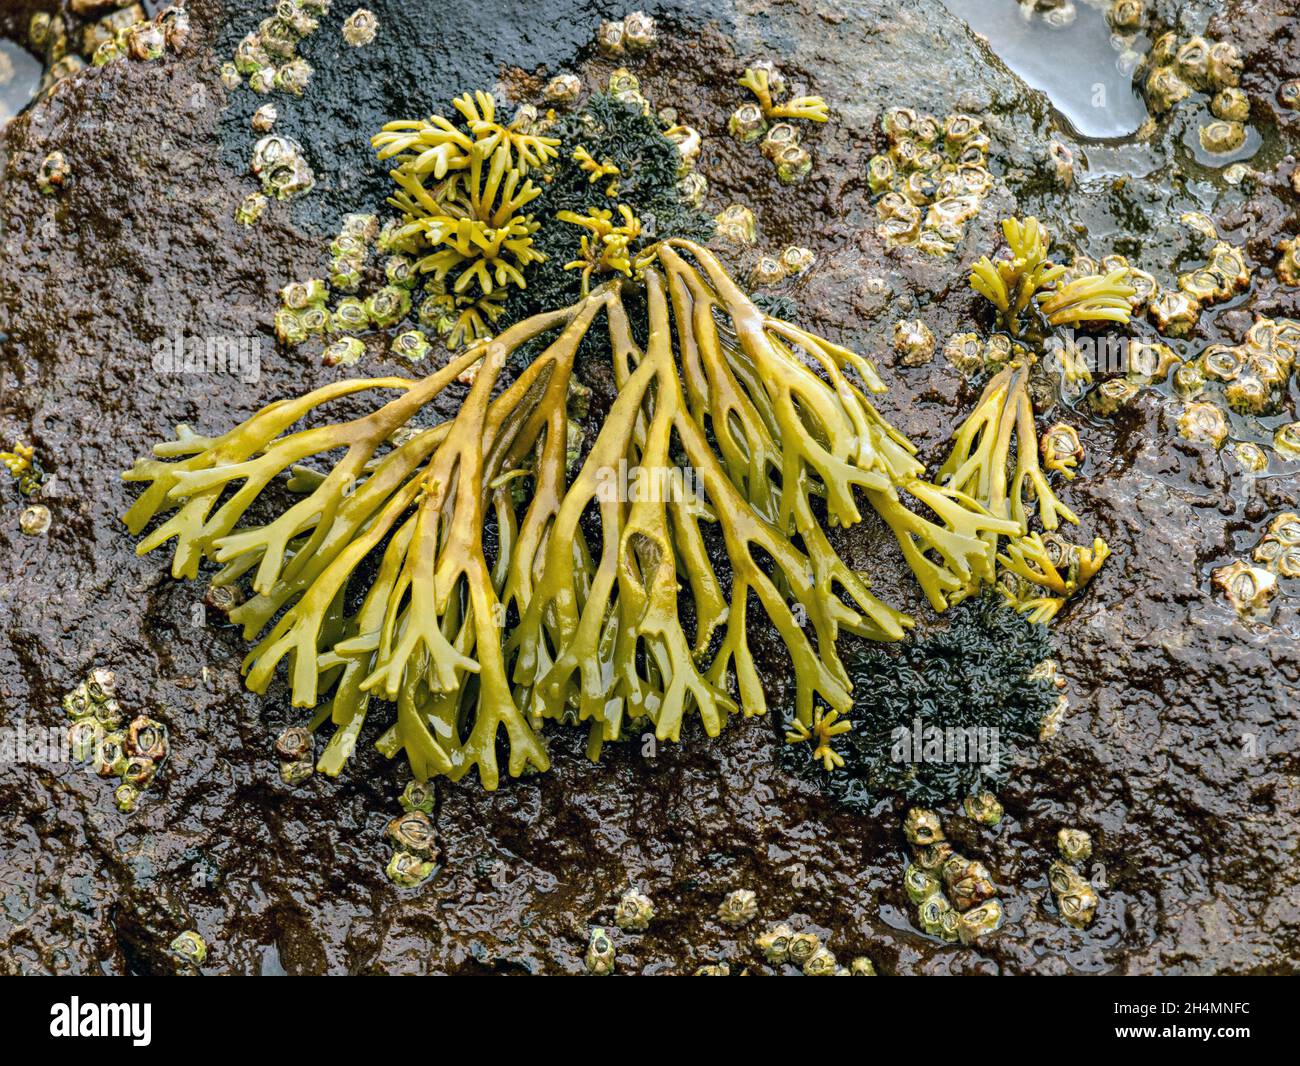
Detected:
[0,0,1296,974]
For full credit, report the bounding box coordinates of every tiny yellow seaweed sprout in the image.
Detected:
[572,145,621,195]
[739,65,829,123]
[786,707,852,771]
[557,204,643,293]
[1,441,34,478]
[969,217,1065,333]
[969,217,1135,335]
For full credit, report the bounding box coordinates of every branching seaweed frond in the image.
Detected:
[450,90,561,173]
[969,217,1064,334]
[557,204,643,294]
[936,359,1110,615]
[373,94,554,314]
[1037,269,1136,328]
[125,236,1028,788]
[739,66,829,122]
[970,216,1135,337]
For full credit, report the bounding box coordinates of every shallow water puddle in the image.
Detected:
[942,0,1148,139]
[0,39,42,131]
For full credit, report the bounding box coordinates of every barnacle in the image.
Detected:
[585,928,615,975]
[904,808,944,846]
[1057,827,1092,862]
[786,932,821,965]
[614,889,655,932]
[1211,560,1276,615]
[963,791,1003,826]
[718,889,759,927]
[342,8,378,47]
[169,931,207,967]
[729,103,767,144]
[755,923,794,963]
[957,899,1003,943]
[20,504,51,536]
[1040,423,1083,479]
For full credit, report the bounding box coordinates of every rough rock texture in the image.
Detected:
[0,0,1296,974]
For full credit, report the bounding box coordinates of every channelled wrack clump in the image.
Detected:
[124,251,1019,789]
[123,96,1110,793]
[786,596,1059,808]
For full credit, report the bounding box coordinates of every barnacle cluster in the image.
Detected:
[251,134,316,201]
[902,808,1003,945]
[26,4,188,94]
[753,922,874,975]
[225,1,326,97]
[596,12,658,57]
[1138,224,1251,341]
[868,107,993,256]
[275,212,438,356]
[1,440,44,497]
[1211,512,1299,617]
[786,597,1059,806]
[1251,513,1300,581]
[729,60,827,186]
[1173,316,1300,452]
[63,670,169,813]
[274,725,314,782]
[1137,28,1251,168]
[385,805,439,887]
[1050,828,1099,929]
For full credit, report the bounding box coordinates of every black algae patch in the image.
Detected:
[786,597,1058,809]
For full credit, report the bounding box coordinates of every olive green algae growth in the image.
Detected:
[3,0,1300,975]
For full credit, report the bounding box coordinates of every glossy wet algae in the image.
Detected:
[0,0,1297,974]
